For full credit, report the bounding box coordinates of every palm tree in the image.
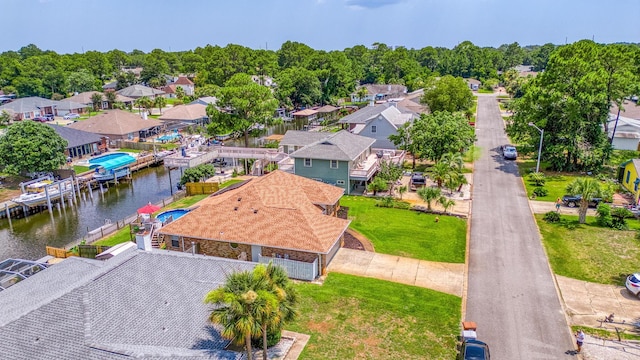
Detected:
[417,187,441,211]
[438,196,456,214]
[440,152,464,171]
[134,96,153,116]
[104,90,117,109]
[175,86,186,100]
[430,162,452,188]
[259,264,298,360]
[90,92,104,111]
[204,266,277,360]
[397,185,407,200]
[154,96,167,114]
[356,86,368,102]
[566,177,603,224]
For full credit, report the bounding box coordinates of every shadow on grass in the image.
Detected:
[557,218,585,230]
[611,273,630,287]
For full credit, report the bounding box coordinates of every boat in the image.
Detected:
[89,152,136,182]
[12,180,73,207]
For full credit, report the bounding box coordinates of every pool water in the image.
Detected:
[156,209,190,223]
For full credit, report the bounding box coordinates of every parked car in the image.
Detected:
[626,273,640,298]
[63,113,80,120]
[459,339,490,360]
[561,194,602,208]
[32,116,50,122]
[501,145,517,160]
[409,172,426,191]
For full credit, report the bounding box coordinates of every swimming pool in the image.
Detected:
[156,209,190,223]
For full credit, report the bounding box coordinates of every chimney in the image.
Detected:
[387,85,391,92]
[142,111,148,120]
[369,100,374,107]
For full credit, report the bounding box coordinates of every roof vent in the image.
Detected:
[234,207,238,211]
[253,209,258,214]
[237,197,242,202]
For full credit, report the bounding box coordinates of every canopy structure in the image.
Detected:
[137,202,161,214]
[89,155,136,171]
[0,259,48,292]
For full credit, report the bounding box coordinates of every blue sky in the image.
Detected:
[5,0,639,53]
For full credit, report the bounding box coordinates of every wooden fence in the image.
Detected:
[45,246,74,259]
[185,182,219,196]
[114,140,159,151]
[78,245,112,259]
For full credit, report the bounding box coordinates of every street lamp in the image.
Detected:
[528,122,544,173]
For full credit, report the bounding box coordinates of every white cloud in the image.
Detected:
[345,0,404,10]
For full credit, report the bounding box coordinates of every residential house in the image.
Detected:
[102,81,117,91]
[279,130,385,194]
[67,109,163,142]
[607,114,640,151]
[159,103,209,126]
[47,124,107,158]
[464,78,481,91]
[0,248,268,359]
[117,84,165,99]
[173,76,195,96]
[611,100,640,121]
[350,84,407,103]
[63,91,135,111]
[0,97,60,120]
[619,159,640,203]
[394,89,427,114]
[316,105,340,123]
[55,100,89,116]
[338,103,417,149]
[251,75,275,87]
[161,84,179,98]
[158,170,350,279]
[291,108,318,123]
[190,96,218,106]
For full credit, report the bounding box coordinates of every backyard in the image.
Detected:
[287,273,461,360]
[340,196,466,263]
[536,214,640,285]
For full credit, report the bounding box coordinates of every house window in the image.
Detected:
[171,236,179,248]
[330,160,338,169]
[304,158,312,167]
[627,171,631,184]
[336,180,345,185]
[635,179,639,192]
[371,125,377,133]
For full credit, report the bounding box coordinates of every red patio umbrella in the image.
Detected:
[137,202,161,215]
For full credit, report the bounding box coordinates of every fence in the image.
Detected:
[258,255,318,281]
[114,140,160,151]
[77,245,111,259]
[45,246,73,259]
[185,182,219,196]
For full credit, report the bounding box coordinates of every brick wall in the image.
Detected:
[160,235,252,261]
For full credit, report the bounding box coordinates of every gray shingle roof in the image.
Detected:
[280,130,331,147]
[0,97,60,113]
[289,130,375,161]
[338,103,416,124]
[47,124,104,148]
[117,85,165,98]
[0,250,257,359]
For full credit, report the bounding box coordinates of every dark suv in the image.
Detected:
[459,339,490,359]
[409,172,426,191]
[561,194,602,208]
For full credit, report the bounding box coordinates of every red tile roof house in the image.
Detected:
[157,170,350,280]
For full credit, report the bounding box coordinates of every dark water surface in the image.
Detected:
[0,166,181,261]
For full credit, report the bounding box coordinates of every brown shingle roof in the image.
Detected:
[159,104,207,121]
[317,105,339,113]
[612,100,640,120]
[67,109,162,136]
[159,171,349,253]
[292,109,317,116]
[174,76,194,86]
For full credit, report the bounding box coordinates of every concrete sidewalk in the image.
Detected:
[328,248,464,297]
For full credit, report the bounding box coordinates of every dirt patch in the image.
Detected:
[306,320,333,334]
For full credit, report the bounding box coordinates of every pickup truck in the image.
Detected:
[409,172,426,191]
[561,194,602,208]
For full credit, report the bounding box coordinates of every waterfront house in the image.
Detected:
[158,170,350,280]
[278,130,389,194]
[338,103,418,149]
[0,249,268,359]
[67,109,163,142]
[316,105,340,123]
[159,103,209,125]
[291,108,318,123]
[47,124,107,159]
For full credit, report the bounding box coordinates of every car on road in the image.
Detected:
[409,172,426,191]
[501,145,517,160]
[459,339,490,360]
[561,194,602,208]
[626,273,640,298]
[63,113,80,120]
[32,116,50,122]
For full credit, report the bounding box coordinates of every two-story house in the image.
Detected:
[338,103,417,149]
[279,130,379,194]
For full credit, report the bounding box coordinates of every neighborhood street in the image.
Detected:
[466,95,575,358]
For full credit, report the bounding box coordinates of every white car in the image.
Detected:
[63,113,80,120]
[625,273,640,298]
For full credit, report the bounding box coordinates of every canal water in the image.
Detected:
[0,118,318,261]
[0,166,181,261]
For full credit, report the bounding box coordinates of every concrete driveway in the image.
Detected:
[328,248,464,297]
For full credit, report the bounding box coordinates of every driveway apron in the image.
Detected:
[465,95,575,359]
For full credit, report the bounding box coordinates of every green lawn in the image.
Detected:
[118,148,143,153]
[340,196,466,263]
[517,160,576,201]
[220,179,243,189]
[73,165,90,174]
[537,214,640,285]
[286,273,461,360]
[477,88,493,94]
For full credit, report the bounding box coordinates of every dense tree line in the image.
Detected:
[0,41,572,105]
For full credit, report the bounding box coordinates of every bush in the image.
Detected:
[596,203,613,228]
[376,196,395,208]
[527,172,546,186]
[611,207,633,230]
[543,211,560,223]
[533,187,548,197]
[251,328,282,349]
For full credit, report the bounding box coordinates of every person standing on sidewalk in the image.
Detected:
[575,329,585,352]
[555,198,562,212]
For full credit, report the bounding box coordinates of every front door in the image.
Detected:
[251,245,261,262]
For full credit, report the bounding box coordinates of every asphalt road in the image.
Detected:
[466,95,575,359]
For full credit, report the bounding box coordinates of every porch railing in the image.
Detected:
[258,255,318,281]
